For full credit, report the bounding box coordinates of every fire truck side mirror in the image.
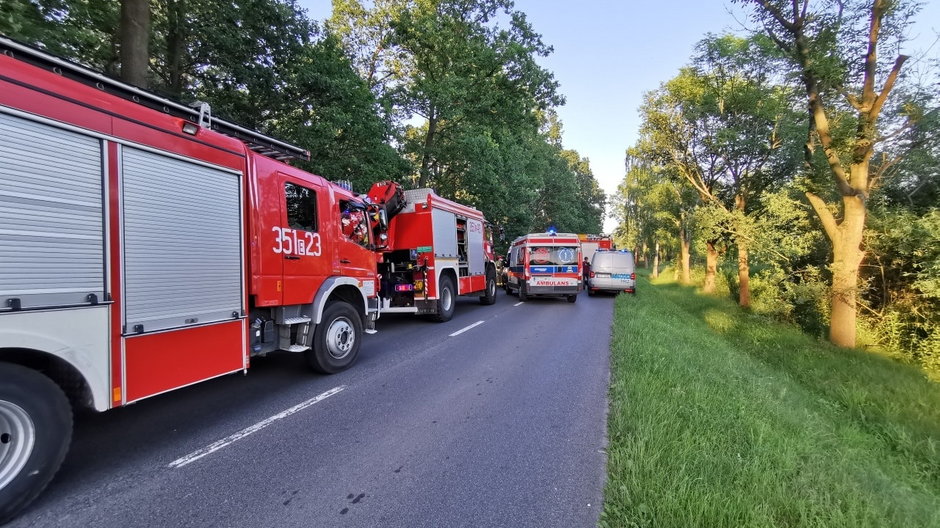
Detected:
[378,209,388,230]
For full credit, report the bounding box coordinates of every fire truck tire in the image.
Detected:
[434,275,456,322]
[480,269,497,305]
[518,283,528,302]
[567,294,578,303]
[0,363,72,525]
[306,302,362,374]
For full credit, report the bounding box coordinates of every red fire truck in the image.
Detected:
[0,36,463,522]
[504,231,583,303]
[366,183,498,321]
[577,234,613,262]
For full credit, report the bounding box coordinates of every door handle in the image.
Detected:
[340,259,351,264]
[285,255,300,260]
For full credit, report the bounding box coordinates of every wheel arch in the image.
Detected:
[0,348,96,413]
[437,266,458,296]
[312,277,370,324]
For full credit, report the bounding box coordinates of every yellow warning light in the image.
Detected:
[112,387,122,403]
[414,280,424,291]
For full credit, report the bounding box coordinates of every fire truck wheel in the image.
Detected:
[567,294,578,303]
[434,275,456,322]
[480,269,497,305]
[306,302,362,374]
[518,283,528,302]
[0,363,72,525]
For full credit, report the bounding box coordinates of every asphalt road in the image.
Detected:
[10,289,613,528]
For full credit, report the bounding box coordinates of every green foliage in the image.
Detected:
[864,208,940,377]
[620,1,938,370]
[0,0,120,74]
[602,275,940,527]
[331,0,603,243]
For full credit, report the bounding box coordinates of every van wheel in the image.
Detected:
[480,268,497,305]
[567,294,577,303]
[518,283,528,302]
[0,364,72,525]
[435,275,456,322]
[587,288,595,297]
[306,302,362,374]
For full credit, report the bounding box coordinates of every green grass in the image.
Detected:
[600,274,940,528]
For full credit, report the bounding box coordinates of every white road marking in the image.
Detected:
[449,320,485,337]
[514,302,524,306]
[168,385,346,469]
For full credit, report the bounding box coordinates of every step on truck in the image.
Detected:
[504,231,583,303]
[367,183,498,322]
[0,36,383,522]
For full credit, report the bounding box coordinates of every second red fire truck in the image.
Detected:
[367,182,498,321]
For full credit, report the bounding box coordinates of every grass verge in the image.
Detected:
[599,274,940,528]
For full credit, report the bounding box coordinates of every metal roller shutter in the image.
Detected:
[0,112,105,311]
[121,147,243,333]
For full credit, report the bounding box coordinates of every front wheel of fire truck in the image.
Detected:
[306,302,362,374]
[434,275,456,322]
[0,363,72,525]
[480,268,497,306]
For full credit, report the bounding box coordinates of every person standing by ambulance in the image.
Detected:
[582,257,591,286]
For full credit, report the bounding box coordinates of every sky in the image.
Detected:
[298,1,940,233]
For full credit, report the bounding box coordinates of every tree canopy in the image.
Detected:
[1,0,606,242]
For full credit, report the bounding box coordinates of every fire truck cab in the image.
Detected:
[367,184,498,321]
[504,232,583,303]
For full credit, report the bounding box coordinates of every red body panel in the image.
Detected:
[123,321,245,403]
[107,142,123,405]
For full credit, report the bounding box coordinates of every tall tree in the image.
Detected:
[690,34,801,306]
[738,0,915,346]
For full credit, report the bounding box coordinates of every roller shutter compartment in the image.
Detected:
[0,112,105,311]
[121,147,243,334]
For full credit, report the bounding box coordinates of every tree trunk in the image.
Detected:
[828,195,866,347]
[679,225,691,284]
[120,0,151,88]
[652,241,660,279]
[735,194,750,308]
[418,110,438,188]
[737,242,750,308]
[703,240,718,293]
[165,0,185,97]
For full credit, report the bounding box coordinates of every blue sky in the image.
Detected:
[298,1,939,233]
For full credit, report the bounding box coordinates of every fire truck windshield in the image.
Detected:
[528,246,579,266]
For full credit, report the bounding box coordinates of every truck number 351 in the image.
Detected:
[272,226,321,257]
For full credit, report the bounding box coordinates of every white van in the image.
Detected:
[588,250,636,295]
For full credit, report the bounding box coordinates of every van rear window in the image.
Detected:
[528,246,579,266]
